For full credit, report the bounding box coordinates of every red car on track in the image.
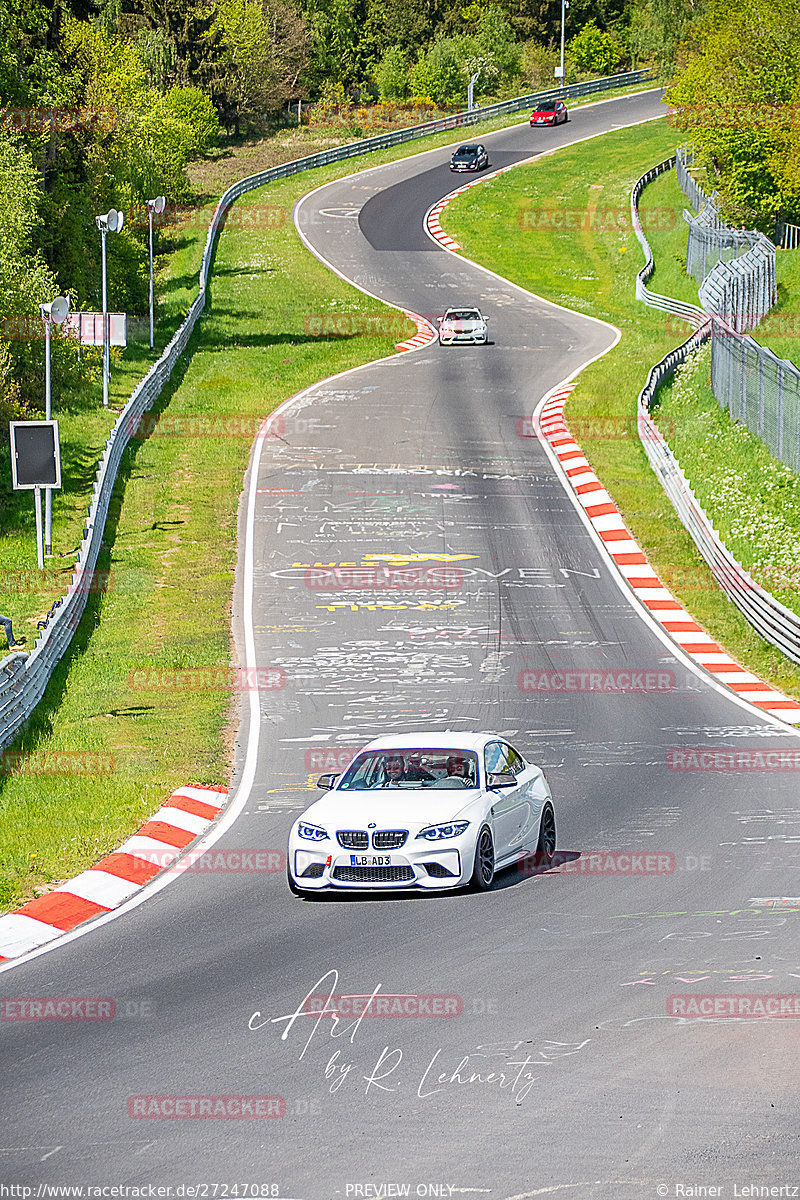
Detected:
[530,100,568,126]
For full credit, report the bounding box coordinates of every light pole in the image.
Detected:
[557,0,570,80]
[39,295,70,556]
[145,196,165,350]
[95,208,124,407]
[467,71,480,113]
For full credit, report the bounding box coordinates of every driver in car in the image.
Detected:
[382,755,407,785]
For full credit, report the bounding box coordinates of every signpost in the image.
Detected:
[9,420,62,569]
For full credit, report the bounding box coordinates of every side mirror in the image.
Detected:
[316,773,340,790]
[488,771,516,789]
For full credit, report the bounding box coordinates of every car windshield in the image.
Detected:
[535,103,555,112]
[444,310,481,321]
[455,146,478,155]
[337,749,480,790]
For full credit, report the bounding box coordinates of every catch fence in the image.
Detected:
[675,144,800,472]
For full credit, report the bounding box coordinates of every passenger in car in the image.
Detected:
[446,756,475,784]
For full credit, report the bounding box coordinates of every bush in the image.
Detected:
[0,344,25,436]
[162,86,220,156]
[410,40,465,107]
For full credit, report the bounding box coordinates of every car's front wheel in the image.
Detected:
[468,826,495,891]
[536,803,556,866]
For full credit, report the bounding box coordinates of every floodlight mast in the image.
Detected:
[39,295,70,556]
[145,196,165,350]
[95,209,124,407]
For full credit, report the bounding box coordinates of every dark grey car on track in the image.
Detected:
[449,143,490,171]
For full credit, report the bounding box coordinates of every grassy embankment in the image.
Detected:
[0,83,661,913]
[439,118,800,698]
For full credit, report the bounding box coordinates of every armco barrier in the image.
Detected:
[630,156,706,329]
[0,70,656,751]
[632,164,800,668]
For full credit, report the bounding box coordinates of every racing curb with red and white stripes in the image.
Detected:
[539,384,800,725]
[395,311,437,351]
[0,785,228,961]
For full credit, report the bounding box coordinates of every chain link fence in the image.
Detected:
[632,163,800,669]
[678,147,776,331]
[675,144,800,473]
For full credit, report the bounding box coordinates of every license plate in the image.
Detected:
[350,854,391,866]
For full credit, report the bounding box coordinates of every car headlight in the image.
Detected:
[416,821,470,841]
[297,821,328,842]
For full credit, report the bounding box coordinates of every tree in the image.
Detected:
[409,39,464,106]
[568,19,627,75]
[496,0,628,49]
[375,46,408,99]
[628,0,707,77]
[475,6,520,86]
[129,0,219,92]
[667,0,800,227]
[0,131,76,404]
[300,0,363,90]
[134,26,177,91]
[211,0,308,130]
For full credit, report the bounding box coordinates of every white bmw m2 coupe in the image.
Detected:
[287,732,555,895]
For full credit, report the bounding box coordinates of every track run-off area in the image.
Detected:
[3,90,800,1197]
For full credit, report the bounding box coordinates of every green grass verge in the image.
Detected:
[0,83,661,913]
[641,168,701,306]
[653,343,800,617]
[440,116,800,701]
[0,217,210,645]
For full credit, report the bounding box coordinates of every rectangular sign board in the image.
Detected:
[62,312,127,347]
[9,420,62,489]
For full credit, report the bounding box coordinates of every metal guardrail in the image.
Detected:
[633,162,800,667]
[630,156,706,328]
[0,68,657,752]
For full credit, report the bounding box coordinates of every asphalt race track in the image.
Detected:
[3,90,800,1197]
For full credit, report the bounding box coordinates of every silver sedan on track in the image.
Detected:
[287,731,556,895]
